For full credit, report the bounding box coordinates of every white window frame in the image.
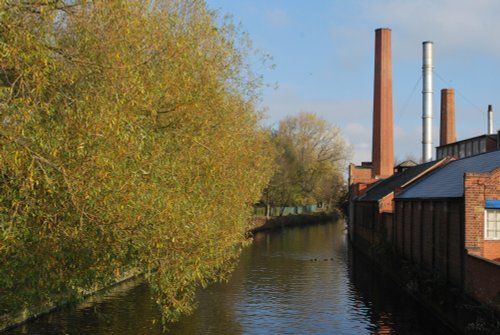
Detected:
[485,208,500,240]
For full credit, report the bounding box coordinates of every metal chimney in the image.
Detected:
[422,41,433,163]
[488,105,494,134]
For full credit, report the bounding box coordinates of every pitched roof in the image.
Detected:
[396,160,418,168]
[396,149,500,199]
[358,159,446,202]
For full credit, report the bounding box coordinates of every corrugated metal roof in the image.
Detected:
[396,149,500,199]
[358,159,443,202]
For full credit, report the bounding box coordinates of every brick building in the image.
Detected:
[351,158,450,251]
[348,27,500,316]
[394,150,500,311]
[351,151,500,313]
[464,168,500,262]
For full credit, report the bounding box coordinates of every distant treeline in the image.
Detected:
[261,112,351,213]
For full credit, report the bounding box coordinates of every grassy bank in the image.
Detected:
[248,211,340,234]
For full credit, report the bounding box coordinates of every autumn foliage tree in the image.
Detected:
[263,112,350,213]
[0,0,273,323]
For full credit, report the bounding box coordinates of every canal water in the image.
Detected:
[4,220,455,334]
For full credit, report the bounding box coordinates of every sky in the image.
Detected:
[205,0,500,165]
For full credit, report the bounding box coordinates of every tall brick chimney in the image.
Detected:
[372,28,394,179]
[439,88,456,146]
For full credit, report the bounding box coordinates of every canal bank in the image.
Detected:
[248,211,338,234]
[0,270,141,333]
[0,212,335,333]
[2,220,455,335]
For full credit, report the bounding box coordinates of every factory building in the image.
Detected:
[348,28,500,314]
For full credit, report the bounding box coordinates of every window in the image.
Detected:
[485,209,500,239]
[479,138,486,153]
[459,143,465,158]
[466,142,472,157]
[472,140,479,155]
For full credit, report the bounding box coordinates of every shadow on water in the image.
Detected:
[3,220,455,335]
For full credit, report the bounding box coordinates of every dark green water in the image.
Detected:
[4,220,455,334]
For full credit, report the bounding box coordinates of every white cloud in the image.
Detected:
[393,125,421,163]
[266,8,290,28]
[263,85,371,125]
[263,85,460,168]
[351,141,372,164]
[346,122,368,136]
[344,123,372,164]
[360,0,500,58]
[262,85,374,165]
[263,86,443,165]
[330,27,372,70]
[260,0,500,169]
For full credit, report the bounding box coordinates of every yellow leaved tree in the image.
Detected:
[0,0,273,323]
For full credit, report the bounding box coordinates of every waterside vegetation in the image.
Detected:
[0,0,274,324]
[0,0,350,327]
[262,112,350,215]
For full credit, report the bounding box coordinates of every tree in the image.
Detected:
[0,0,273,323]
[263,112,351,213]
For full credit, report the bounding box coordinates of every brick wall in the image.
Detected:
[464,167,500,261]
[484,241,500,262]
[349,164,374,185]
[378,193,394,213]
[348,165,376,198]
[348,164,378,243]
[465,254,500,313]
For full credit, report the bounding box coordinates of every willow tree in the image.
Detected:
[263,112,350,212]
[0,0,273,323]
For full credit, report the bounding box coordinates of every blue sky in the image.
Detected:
[205,0,500,164]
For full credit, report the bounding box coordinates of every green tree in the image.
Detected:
[0,0,273,323]
[263,112,350,213]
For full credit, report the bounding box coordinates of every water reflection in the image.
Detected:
[3,220,454,335]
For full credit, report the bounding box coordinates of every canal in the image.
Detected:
[4,220,455,334]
